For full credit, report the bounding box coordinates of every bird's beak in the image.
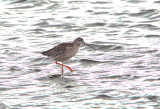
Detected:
[82,41,96,50]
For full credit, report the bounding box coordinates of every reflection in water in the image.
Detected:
[37,74,77,91]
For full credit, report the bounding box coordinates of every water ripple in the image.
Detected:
[0,0,160,108]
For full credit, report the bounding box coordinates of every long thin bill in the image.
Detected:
[83,42,96,50]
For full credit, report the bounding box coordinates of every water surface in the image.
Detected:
[0,0,160,108]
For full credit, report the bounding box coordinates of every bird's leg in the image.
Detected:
[55,61,73,72]
[62,64,73,72]
[61,61,64,75]
[55,61,63,75]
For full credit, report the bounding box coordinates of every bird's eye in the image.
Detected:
[81,39,83,41]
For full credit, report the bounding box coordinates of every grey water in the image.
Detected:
[0,0,160,108]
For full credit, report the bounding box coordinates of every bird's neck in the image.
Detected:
[73,41,80,46]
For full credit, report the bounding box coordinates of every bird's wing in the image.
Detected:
[42,43,73,57]
[58,43,73,47]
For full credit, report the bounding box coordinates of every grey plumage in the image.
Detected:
[42,43,73,57]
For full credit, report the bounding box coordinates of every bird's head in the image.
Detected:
[74,37,96,50]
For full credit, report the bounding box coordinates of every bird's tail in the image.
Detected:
[41,51,48,56]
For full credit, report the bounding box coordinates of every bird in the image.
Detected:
[42,37,95,75]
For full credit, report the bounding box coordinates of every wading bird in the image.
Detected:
[42,37,95,75]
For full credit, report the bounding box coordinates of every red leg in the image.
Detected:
[62,61,64,75]
[62,64,73,72]
[55,61,73,72]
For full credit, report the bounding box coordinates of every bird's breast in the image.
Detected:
[65,45,79,58]
[54,45,79,61]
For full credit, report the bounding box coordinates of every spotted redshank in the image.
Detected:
[42,37,95,75]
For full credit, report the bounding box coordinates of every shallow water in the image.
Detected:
[0,0,160,108]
